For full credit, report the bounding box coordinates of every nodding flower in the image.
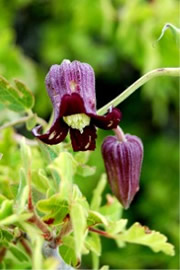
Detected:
[101,128,143,209]
[32,60,121,151]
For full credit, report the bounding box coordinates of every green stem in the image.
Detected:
[97,67,180,115]
[0,114,47,132]
[0,116,31,131]
[92,252,99,270]
[36,116,47,127]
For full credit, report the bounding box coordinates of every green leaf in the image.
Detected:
[0,76,34,112]
[20,222,42,242]
[0,228,13,244]
[70,202,87,258]
[0,195,7,204]
[76,164,96,177]
[32,169,51,193]
[3,261,31,270]
[0,213,32,226]
[49,152,76,197]
[49,152,76,183]
[87,210,108,227]
[9,243,29,262]
[91,174,107,211]
[74,152,95,178]
[74,151,90,164]
[16,168,26,202]
[39,142,58,162]
[37,194,69,225]
[0,261,5,270]
[15,168,28,214]
[39,142,60,188]
[71,185,89,210]
[100,266,109,270]
[16,186,29,215]
[99,195,123,221]
[59,235,79,267]
[32,236,43,269]
[20,138,31,173]
[118,222,175,256]
[107,219,127,235]
[46,187,56,198]
[71,184,83,202]
[0,200,13,220]
[43,257,60,270]
[13,157,29,212]
[85,233,101,256]
[14,79,34,109]
[0,153,2,160]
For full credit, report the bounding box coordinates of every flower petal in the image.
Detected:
[32,120,68,145]
[70,125,97,151]
[45,60,96,117]
[69,61,96,114]
[60,93,86,116]
[90,108,122,129]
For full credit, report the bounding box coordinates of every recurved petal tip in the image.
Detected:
[101,134,143,209]
[32,119,68,145]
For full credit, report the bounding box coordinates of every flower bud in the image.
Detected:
[101,133,143,209]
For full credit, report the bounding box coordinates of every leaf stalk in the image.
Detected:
[97,68,180,115]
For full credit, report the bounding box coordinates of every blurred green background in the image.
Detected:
[0,0,179,269]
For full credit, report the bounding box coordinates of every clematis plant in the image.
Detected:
[0,57,179,269]
[32,60,143,209]
[32,60,121,151]
[31,61,179,208]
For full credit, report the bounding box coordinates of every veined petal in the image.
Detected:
[32,120,68,145]
[102,134,143,209]
[45,60,96,117]
[70,125,97,151]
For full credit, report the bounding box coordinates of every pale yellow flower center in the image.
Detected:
[63,113,90,133]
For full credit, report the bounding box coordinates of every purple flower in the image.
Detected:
[101,133,143,209]
[32,60,121,151]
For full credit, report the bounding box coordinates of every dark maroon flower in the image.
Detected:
[101,132,143,209]
[32,60,121,151]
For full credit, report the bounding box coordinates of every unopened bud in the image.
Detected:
[101,132,143,209]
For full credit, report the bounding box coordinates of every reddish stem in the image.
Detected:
[20,238,32,257]
[54,215,72,247]
[89,227,113,239]
[27,168,53,241]
[27,169,33,211]
[113,126,127,142]
[0,247,7,263]
[28,213,53,241]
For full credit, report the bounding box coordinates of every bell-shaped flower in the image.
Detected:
[101,131,143,209]
[32,60,121,151]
